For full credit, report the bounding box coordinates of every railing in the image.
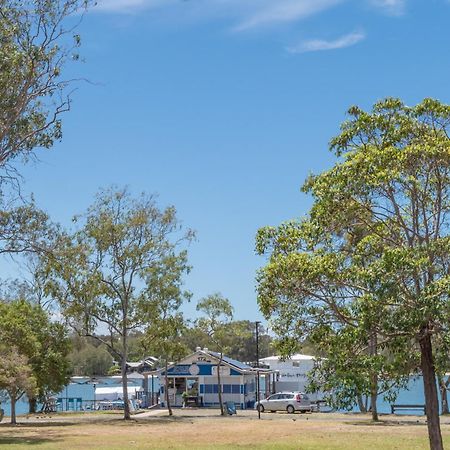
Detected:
[390,404,426,414]
[54,398,142,412]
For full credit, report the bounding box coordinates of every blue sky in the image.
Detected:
[8,0,450,322]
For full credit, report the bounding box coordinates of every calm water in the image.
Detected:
[1,377,157,416]
[0,375,438,417]
[355,376,432,415]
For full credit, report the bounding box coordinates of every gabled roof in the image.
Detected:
[149,349,272,375]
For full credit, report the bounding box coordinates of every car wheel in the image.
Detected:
[258,404,265,413]
[286,405,295,414]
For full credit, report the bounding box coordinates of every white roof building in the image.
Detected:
[260,354,316,363]
[260,354,320,399]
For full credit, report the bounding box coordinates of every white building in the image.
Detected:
[260,353,320,400]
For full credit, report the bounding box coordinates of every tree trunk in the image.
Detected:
[121,334,131,420]
[369,331,379,422]
[357,393,367,413]
[437,376,449,415]
[420,333,443,450]
[218,352,224,416]
[370,382,378,422]
[165,359,172,416]
[10,396,16,425]
[29,397,37,414]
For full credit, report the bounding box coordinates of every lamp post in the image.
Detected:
[90,377,98,411]
[256,321,261,420]
[93,382,97,410]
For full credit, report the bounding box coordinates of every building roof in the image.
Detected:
[260,353,316,362]
[149,348,274,376]
[126,356,158,369]
[96,386,143,395]
[204,350,254,371]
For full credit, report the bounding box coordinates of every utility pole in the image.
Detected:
[256,321,261,420]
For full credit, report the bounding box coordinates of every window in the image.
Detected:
[204,384,219,394]
[292,361,300,367]
[231,385,241,394]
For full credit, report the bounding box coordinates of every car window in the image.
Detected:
[268,394,280,400]
[281,394,293,399]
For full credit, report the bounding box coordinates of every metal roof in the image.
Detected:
[260,353,316,362]
[204,350,254,371]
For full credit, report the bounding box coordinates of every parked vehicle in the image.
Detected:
[255,392,312,414]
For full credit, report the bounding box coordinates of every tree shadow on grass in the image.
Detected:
[0,436,59,446]
[0,421,76,428]
[345,419,427,427]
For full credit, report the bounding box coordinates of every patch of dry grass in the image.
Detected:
[0,412,448,449]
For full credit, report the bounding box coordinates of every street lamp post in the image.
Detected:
[93,382,97,410]
[256,321,261,420]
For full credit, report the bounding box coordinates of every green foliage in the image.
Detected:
[256,98,450,435]
[43,187,193,419]
[0,0,91,184]
[196,293,234,353]
[182,321,272,363]
[196,293,234,416]
[0,345,36,423]
[0,299,70,412]
[141,243,192,364]
[69,343,113,377]
[107,364,121,376]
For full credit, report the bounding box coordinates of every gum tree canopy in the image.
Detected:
[0,0,89,182]
[45,187,194,420]
[256,98,450,450]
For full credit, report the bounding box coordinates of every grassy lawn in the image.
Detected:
[0,412,449,449]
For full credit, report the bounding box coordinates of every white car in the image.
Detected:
[255,392,312,414]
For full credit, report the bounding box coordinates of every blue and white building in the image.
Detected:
[157,348,274,410]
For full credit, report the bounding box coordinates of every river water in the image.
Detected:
[0,375,442,417]
[1,376,158,416]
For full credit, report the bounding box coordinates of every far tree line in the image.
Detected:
[69,321,273,378]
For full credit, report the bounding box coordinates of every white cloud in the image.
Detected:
[94,1,404,34]
[370,0,405,15]
[232,0,344,32]
[287,30,366,53]
[95,0,344,29]
[96,0,176,13]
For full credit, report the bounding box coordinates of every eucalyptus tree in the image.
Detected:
[196,293,234,416]
[257,98,450,449]
[0,0,90,186]
[256,219,411,422]
[141,253,191,416]
[45,187,194,420]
